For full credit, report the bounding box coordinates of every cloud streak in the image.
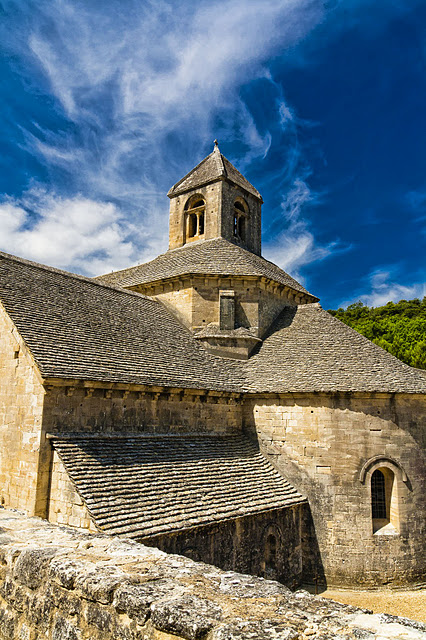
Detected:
[0,188,161,276]
[3,0,412,281]
[340,267,426,308]
[0,0,328,274]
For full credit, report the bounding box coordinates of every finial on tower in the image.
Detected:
[214,139,219,149]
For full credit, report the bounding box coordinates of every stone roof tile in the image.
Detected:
[96,237,316,299]
[167,145,262,200]
[244,303,426,394]
[52,435,306,538]
[1,252,426,394]
[0,251,242,391]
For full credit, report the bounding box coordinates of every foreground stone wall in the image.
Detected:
[0,306,45,516]
[244,392,426,588]
[0,509,424,640]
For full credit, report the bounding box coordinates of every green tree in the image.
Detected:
[327,297,426,369]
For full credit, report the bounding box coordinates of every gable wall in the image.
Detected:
[243,392,426,588]
[48,449,97,531]
[0,305,45,515]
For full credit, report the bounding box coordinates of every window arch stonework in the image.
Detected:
[233,198,248,242]
[261,524,283,579]
[359,456,408,535]
[184,195,205,241]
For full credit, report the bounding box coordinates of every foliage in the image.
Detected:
[327,297,426,370]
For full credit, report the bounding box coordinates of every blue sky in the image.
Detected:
[1,0,425,309]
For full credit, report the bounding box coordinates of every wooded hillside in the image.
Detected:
[327,297,426,370]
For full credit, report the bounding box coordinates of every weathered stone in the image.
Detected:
[51,614,80,640]
[49,557,91,590]
[113,579,180,623]
[48,583,81,616]
[0,606,18,640]
[211,621,299,640]
[27,591,54,628]
[86,602,112,632]
[75,566,126,604]
[13,547,58,589]
[151,595,222,639]
[0,511,424,640]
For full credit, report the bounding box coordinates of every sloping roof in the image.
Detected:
[95,238,316,299]
[167,145,262,200]
[52,435,306,538]
[0,251,241,391]
[245,303,426,394]
[1,252,426,394]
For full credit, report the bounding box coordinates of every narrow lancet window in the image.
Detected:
[371,469,387,519]
[233,199,248,242]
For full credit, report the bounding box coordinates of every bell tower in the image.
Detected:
[167,141,263,255]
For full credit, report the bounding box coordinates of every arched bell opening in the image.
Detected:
[184,195,206,241]
[233,199,248,243]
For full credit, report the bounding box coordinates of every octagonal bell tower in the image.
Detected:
[167,141,263,255]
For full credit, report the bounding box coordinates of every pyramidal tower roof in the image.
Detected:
[167,141,263,201]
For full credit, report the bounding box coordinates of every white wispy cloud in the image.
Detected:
[1,0,326,273]
[3,0,413,278]
[0,188,162,275]
[340,267,426,308]
[263,177,344,279]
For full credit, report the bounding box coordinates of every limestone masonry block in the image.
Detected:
[0,510,424,640]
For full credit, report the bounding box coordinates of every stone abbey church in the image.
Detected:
[0,143,425,589]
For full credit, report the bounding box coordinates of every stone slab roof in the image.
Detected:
[0,251,242,391]
[52,435,306,538]
[245,303,426,394]
[1,251,426,394]
[167,145,262,200]
[96,237,316,299]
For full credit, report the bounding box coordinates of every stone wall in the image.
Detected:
[48,451,97,532]
[42,384,242,435]
[168,180,262,256]
[0,305,45,516]
[220,180,262,256]
[243,392,426,588]
[138,275,295,338]
[143,505,306,588]
[1,509,424,640]
[169,183,223,249]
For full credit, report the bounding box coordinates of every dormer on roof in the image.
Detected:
[168,141,263,255]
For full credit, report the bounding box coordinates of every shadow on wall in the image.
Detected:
[301,503,327,591]
[143,503,325,591]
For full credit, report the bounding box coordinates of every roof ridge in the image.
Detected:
[0,250,152,302]
[213,145,226,176]
[167,146,261,199]
[95,237,317,299]
[167,149,216,197]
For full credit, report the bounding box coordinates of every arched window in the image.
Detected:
[371,469,387,519]
[187,213,197,238]
[261,524,282,579]
[360,456,409,536]
[265,533,277,571]
[233,199,248,242]
[184,196,205,240]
